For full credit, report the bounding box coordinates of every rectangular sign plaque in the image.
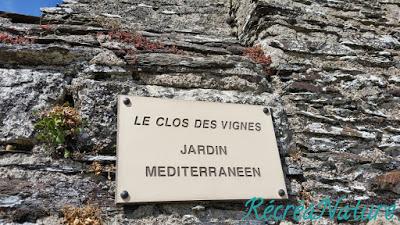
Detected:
[116,96,287,203]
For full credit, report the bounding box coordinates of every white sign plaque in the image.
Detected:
[116,96,287,203]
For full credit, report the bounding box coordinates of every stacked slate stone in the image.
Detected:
[0,0,399,224]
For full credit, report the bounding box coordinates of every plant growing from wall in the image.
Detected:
[0,32,35,45]
[97,31,184,54]
[34,105,83,158]
[103,31,165,51]
[243,44,272,75]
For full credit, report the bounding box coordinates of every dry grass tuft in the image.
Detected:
[63,205,102,225]
[89,162,103,176]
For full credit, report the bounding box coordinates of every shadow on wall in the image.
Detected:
[0,0,63,16]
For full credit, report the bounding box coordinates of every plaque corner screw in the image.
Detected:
[120,190,129,199]
[278,189,286,197]
[123,98,131,106]
[263,107,270,115]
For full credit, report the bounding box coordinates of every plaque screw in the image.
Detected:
[263,107,270,115]
[120,190,129,199]
[123,98,131,106]
[278,189,286,197]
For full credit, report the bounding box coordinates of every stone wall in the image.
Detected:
[233,0,400,198]
[0,0,399,224]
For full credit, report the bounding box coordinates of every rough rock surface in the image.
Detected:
[0,0,399,224]
[0,69,67,145]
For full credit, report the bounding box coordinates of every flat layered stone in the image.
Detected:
[0,44,101,66]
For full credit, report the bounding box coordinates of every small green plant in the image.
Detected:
[34,105,83,158]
